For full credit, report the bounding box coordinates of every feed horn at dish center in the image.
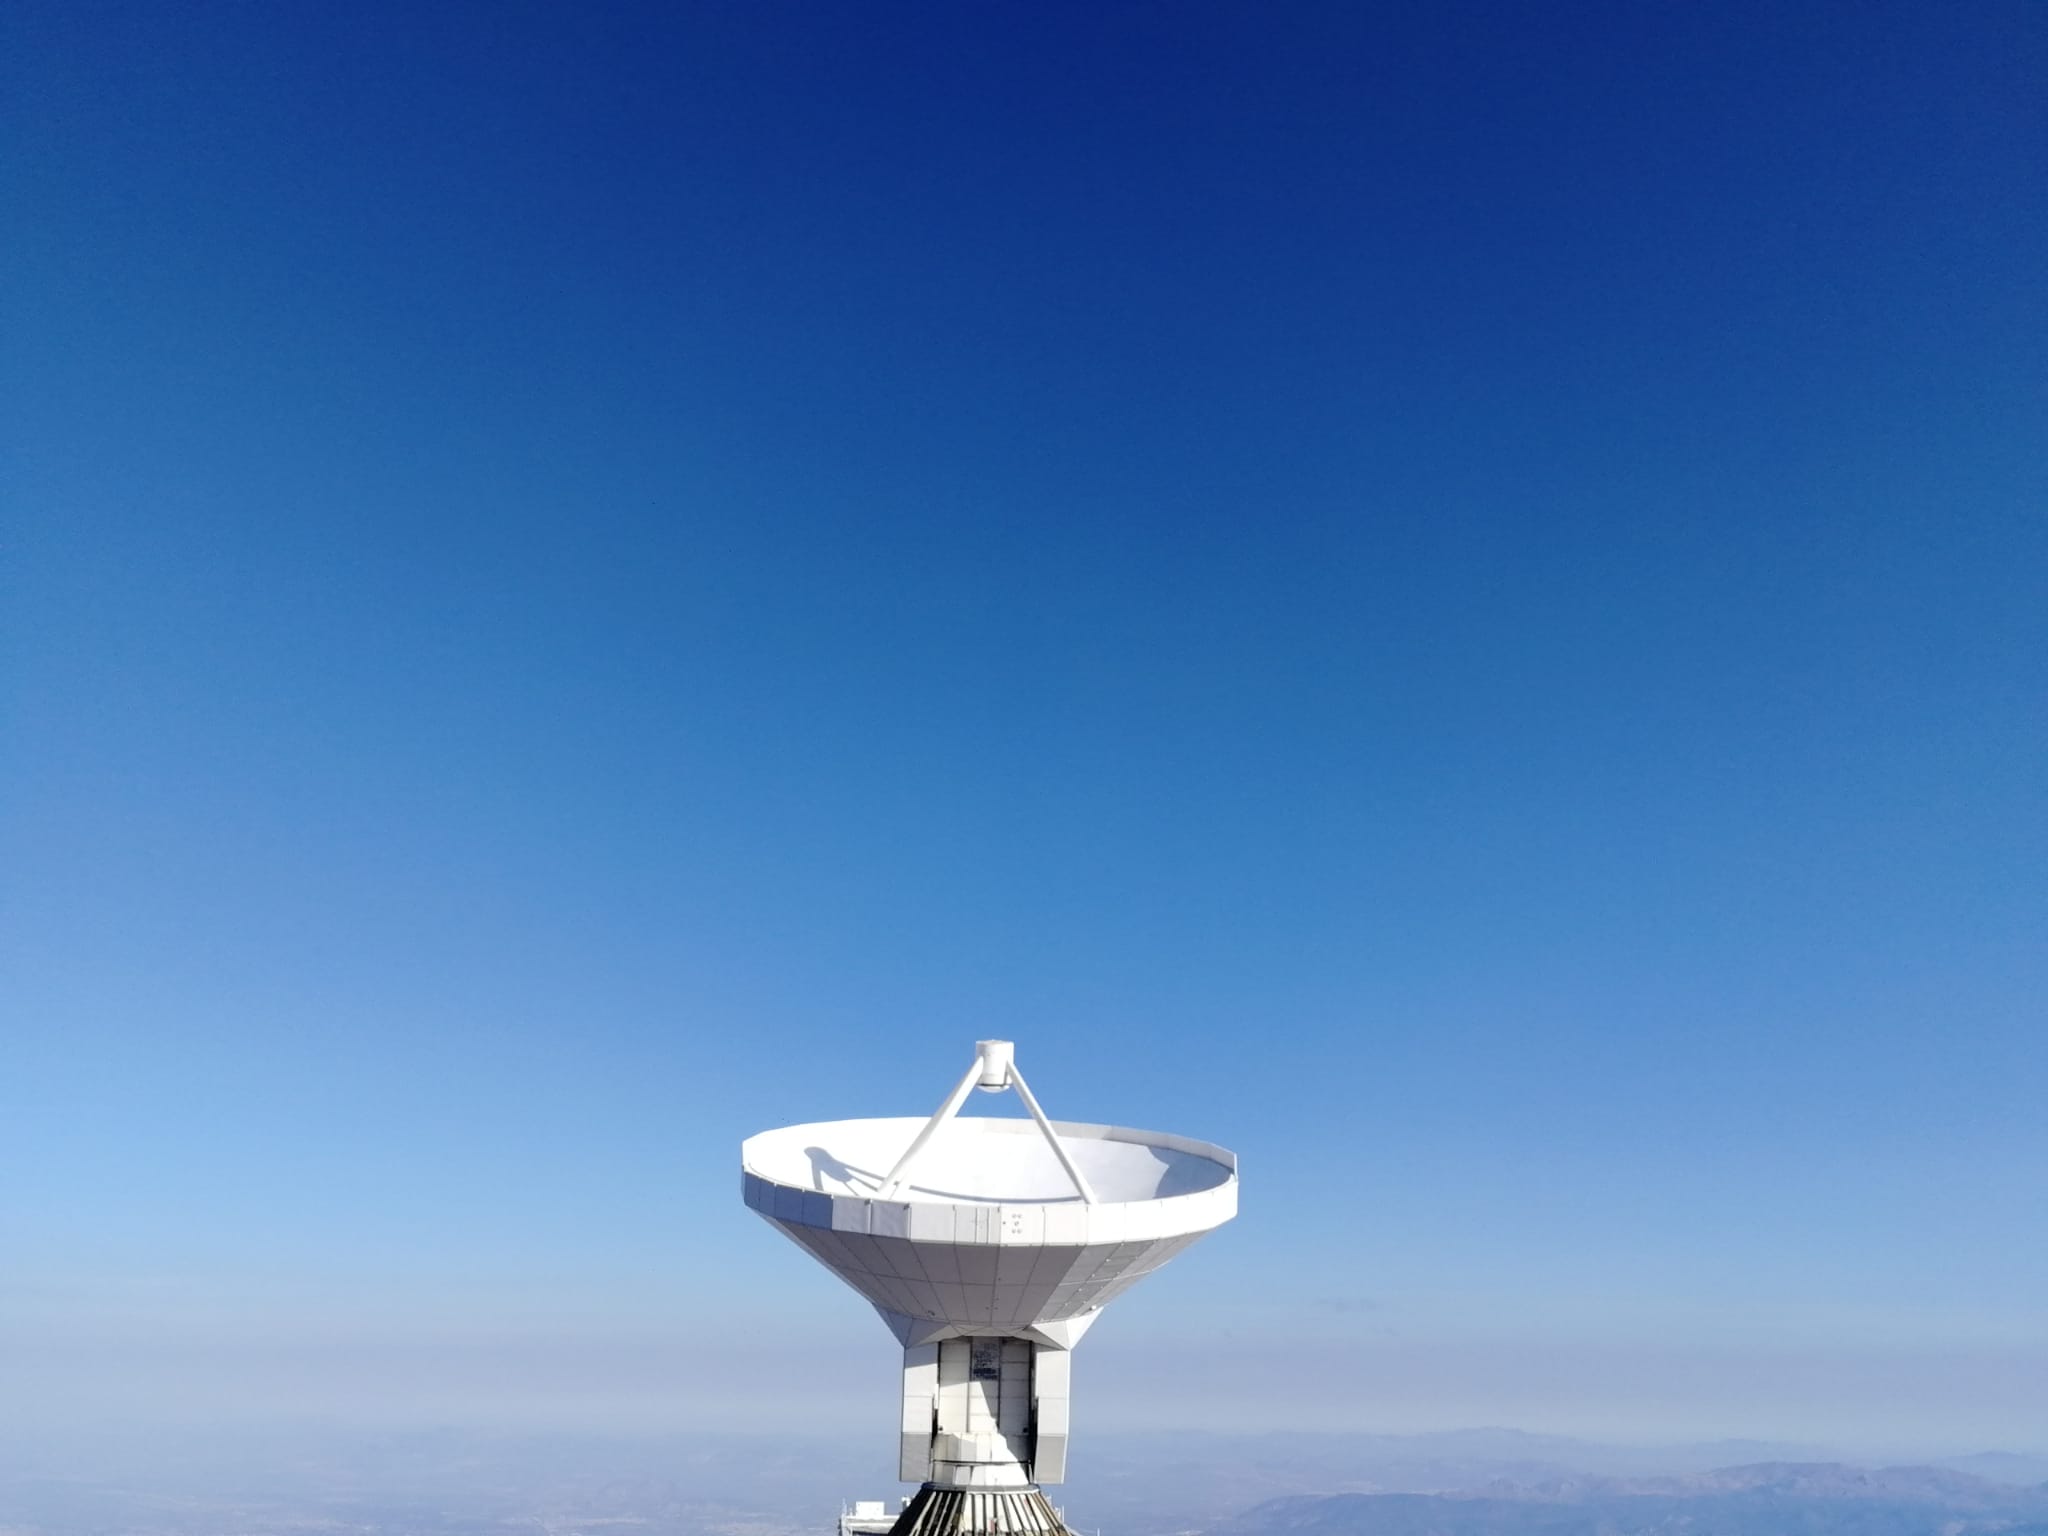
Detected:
[741,1039,1239,1536]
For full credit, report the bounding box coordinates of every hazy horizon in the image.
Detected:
[4,1303,2042,1457]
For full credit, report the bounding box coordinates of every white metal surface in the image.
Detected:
[875,1057,987,1203]
[876,1040,1099,1205]
[1003,1064,1098,1206]
[741,1041,1236,1493]
[742,1116,1233,1337]
[973,1039,1014,1091]
[746,1116,1232,1206]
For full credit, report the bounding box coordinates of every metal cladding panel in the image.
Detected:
[744,1109,1235,1339]
[758,1220,1214,1330]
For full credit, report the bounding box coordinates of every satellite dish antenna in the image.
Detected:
[743,1040,1238,1536]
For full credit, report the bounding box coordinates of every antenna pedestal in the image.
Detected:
[896,1336,1071,1486]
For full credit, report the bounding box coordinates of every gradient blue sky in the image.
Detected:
[4,1,2043,1456]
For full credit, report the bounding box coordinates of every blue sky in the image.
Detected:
[4,1,2043,1455]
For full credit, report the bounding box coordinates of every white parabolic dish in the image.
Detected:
[742,1041,1238,1499]
[742,1114,1237,1342]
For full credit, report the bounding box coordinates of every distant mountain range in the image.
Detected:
[1210,1462,2048,1536]
[5,1426,2044,1536]
[1060,1430,2048,1535]
[1944,1451,2048,1487]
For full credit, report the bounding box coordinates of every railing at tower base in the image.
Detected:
[884,1484,1070,1536]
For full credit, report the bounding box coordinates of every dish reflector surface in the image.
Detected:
[745,1116,1232,1206]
